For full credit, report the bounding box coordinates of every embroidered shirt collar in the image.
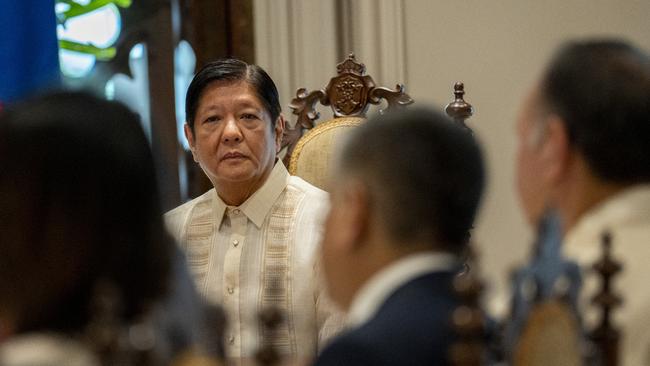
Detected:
[212,162,290,228]
[347,252,458,328]
[564,184,650,250]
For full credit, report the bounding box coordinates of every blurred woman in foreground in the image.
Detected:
[0,92,221,365]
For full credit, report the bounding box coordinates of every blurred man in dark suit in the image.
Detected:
[315,107,485,365]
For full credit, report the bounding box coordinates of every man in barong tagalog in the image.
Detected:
[165,59,342,364]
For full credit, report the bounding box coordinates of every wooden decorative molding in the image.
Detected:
[445,82,474,132]
[589,231,622,366]
[449,244,485,366]
[282,54,413,165]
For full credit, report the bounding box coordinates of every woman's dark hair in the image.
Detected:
[184,58,282,131]
[540,39,650,183]
[0,91,172,333]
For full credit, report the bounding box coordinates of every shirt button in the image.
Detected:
[227,287,234,294]
[233,239,239,247]
[233,209,241,215]
[228,335,235,344]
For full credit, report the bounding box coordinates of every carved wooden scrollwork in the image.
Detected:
[289,88,327,130]
[282,54,414,165]
[283,89,327,162]
[369,84,414,113]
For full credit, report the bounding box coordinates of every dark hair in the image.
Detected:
[185,58,282,131]
[540,39,650,183]
[0,92,172,334]
[338,107,485,250]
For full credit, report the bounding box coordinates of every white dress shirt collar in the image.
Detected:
[347,252,459,328]
[564,184,650,250]
[212,161,290,228]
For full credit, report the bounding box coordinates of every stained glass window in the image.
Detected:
[56,0,132,78]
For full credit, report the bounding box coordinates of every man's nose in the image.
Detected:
[222,118,243,143]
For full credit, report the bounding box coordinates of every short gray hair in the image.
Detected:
[336,107,485,251]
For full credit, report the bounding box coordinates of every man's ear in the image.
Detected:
[540,115,571,184]
[184,123,198,162]
[274,114,286,153]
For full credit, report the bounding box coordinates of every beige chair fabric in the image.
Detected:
[513,301,582,366]
[288,116,365,191]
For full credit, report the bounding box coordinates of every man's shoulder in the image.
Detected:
[318,302,453,366]
[164,189,216,230]
[355,272,457,352]
[286,175,328,201]
[166,189,215,216]
[281,176,329,225]
[377,272,456,324]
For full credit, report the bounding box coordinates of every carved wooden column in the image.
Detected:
[181,0,254,66]
[179,0,255,200]
[147,0,181,210]
[449,245,485,366]
[589,231,622,366]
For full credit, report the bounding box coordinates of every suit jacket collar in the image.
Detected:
[347,252,459,328]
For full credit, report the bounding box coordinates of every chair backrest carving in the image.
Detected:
[503,216,624,366]
[503,212,584,366]
[282,54,476,191]
[281,54,414,166]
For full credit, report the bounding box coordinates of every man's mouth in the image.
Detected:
[221,152,246,161]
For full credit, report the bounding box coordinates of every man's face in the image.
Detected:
[515,86,551,225]
[186,80,282,192]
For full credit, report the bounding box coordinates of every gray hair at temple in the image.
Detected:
[333,107,485,252]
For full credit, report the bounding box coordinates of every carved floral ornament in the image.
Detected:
[282,54,417,165]
[332,75,365,115]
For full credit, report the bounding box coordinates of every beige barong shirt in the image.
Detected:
[563,185,650,366]
[165,162,342,362]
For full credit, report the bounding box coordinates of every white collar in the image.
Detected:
[564,184,650,250]
[346,252,458,328]
[212,162,290,229]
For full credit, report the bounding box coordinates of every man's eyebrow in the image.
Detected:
[197,105,219,116]
[233,99,263,109]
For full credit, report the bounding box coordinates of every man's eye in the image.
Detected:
[241,113,258,120]
[204,116,219,123]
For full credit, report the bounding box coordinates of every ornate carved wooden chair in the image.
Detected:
[503,212,584,366]
[503,212,623,366]
[449,244,488,366]
[280,54,473,190]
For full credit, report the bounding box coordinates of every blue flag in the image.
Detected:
[0,0,60,107]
